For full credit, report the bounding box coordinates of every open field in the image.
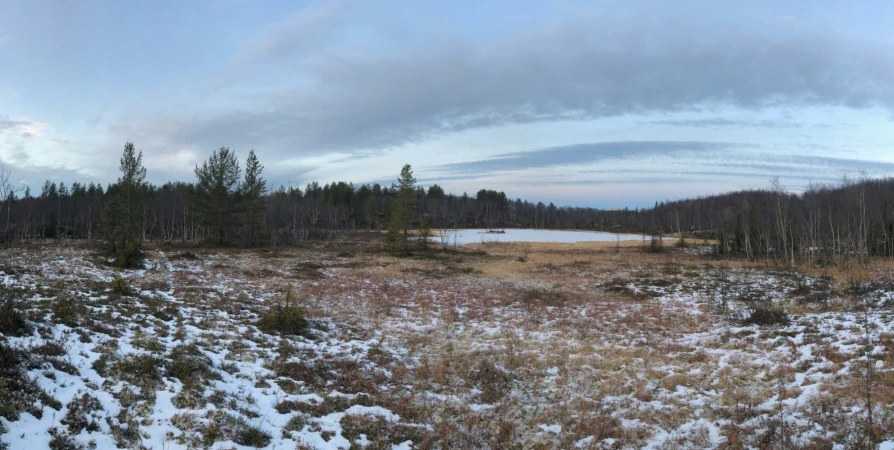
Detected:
[1,240,894,449]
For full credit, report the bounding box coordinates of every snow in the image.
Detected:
[2,246,893,448]
[438,228,643,245]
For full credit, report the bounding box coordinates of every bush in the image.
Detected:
[284,413,310,433]
[257,287,306,336]
[0,292,30,337]
[200,410,272,448]
[170,251,199,260]
[109,276,132,297]
[258,303,306,336]
[167,343,217,385]
[115,242,144,269]
[467,359,514,403]
[61,393,102,434]
[520,288,570,307]
[111,354,163,389]
[52,296,85,327]
[641,234,665,253]
[0,341,51,422]
[744,307,790,326]
[235,423,272,448]
[48,429,86,450]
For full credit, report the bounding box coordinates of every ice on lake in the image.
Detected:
[434,229,645,245]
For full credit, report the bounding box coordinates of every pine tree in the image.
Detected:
[194,147,241,245]
[418,216,432,250]
[386,199,404,252]
[387,164,418,253]
[101,142,147,268]
[241,150,268,246]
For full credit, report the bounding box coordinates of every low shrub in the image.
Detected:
[48,428,86,450]
[284,413,310,433]
[257,287,306,336]
[340,414,391,444]
[0,341,54,422]
[467,359,514,404]
[520,288,570,307]
[111,354,163,389]
[235,423,272,448]
[113,242,144,270]
[200,410,272,448]
[641,234,665,253]
[0,291,30,336]
[52,296,85,327]
[744,307,790,326]
[109,276,132,297]
[170,251,199,260]
[62,393,103,434]
[167,343,217,385]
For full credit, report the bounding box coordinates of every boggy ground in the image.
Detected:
[1,239,893,450]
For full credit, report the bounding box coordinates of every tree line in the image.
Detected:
[2,142,894,266]
[0,144,644,253]
[641,176,894,264]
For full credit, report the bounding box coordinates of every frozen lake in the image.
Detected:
[434,229,644,245]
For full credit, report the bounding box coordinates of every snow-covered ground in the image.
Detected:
[1,245,893,449]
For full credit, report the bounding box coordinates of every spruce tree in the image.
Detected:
[101,142,147,268]
[241,150,268,246]
[194,147,241,245]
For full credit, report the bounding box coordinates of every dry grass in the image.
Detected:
[1,242,894,448]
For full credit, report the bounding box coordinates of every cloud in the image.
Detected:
[231,1,345,68]
[645,118,806,129]
[421,142,894,196]
[109,8,893,162]
[0,115,50,138]
[7,2,893,206]
[7,164,100,191]
[1,116,38,167]
[0,116,26,133]
[434,141,740,175]
[706,154,894,176]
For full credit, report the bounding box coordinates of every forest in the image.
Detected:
[2,143,894,264]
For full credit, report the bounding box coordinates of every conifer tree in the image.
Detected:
[241,150,268,246]
[101,142,147,268]
[387,164,418,253]
[365,196,377,231]
[418,216,432,250]
[194,147,241,245]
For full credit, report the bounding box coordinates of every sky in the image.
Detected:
[1,0,893,208]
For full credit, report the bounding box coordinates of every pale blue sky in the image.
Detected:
[1,0,893,207]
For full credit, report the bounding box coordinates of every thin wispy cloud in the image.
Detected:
[645,119,811,129]
[435,141,741,175]
[224,1,348,84]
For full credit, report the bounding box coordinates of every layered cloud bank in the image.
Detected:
[1,0,893,206]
